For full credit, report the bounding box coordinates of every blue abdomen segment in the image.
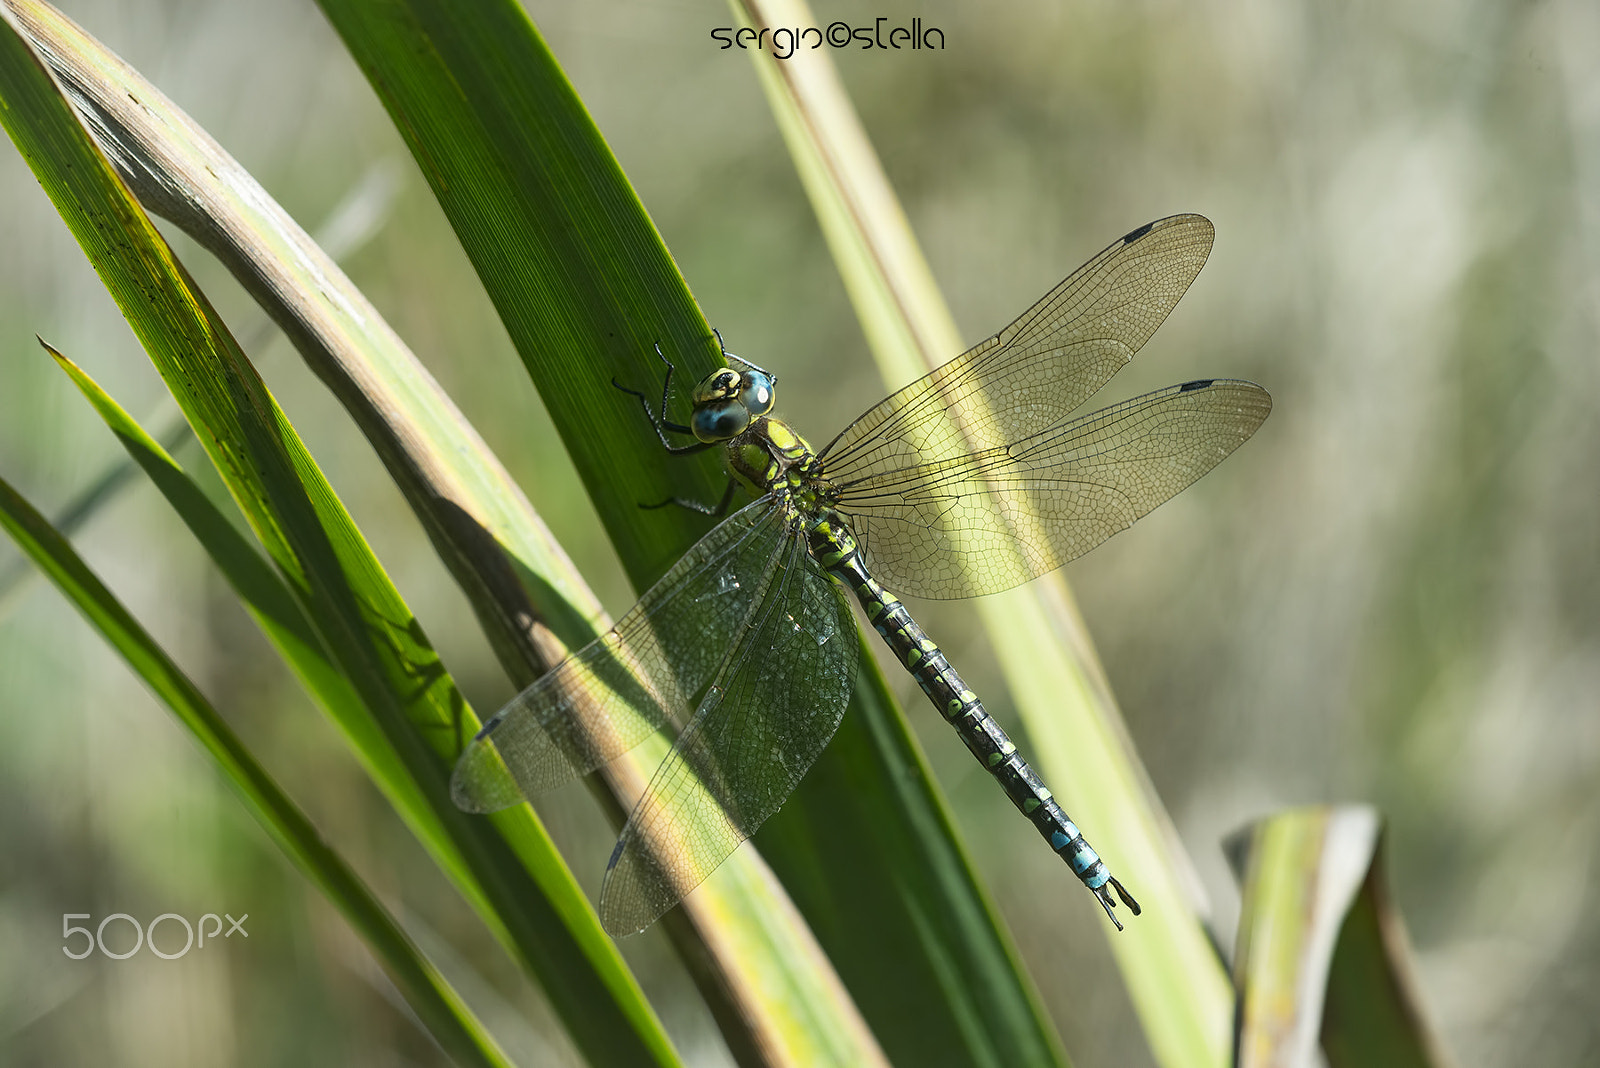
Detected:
[807,512,1139,928]
[1050,823,1110,888]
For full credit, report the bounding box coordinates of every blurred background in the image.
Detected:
[1,0,1597,1064]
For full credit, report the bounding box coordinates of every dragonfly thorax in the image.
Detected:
[723,416,828,509]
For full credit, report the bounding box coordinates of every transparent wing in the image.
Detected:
[451,498,789,813]
[821,215,1215,480]
[598,539,858,935]
[833,379,1272,599]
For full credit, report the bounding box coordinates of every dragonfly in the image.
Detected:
[452,214,1271,936]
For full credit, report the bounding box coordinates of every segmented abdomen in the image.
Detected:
[805,513,1113,893]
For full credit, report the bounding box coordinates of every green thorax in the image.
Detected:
[725,416,830,518]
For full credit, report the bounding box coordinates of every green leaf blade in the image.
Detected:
[1227,806,1456,1068]
[313,0,892,1063]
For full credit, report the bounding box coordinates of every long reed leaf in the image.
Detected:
[0,159,403,622]
[311,0,887,1063]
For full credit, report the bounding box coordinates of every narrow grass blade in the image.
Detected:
[0,10,677,1066]
[41,339,468,895]
[0,407,186,619]
[1226,806,1455,1068]
[737,0,1235,1064]
[1228,807,1379,1067]
[0,473,513,1068]
[0,160,402,623]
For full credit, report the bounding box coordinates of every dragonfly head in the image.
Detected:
[690,364,776,442]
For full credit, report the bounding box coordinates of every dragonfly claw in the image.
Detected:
[1093,876,1141,931]
[1094,886,1125,931]
[1109,875,1142,916]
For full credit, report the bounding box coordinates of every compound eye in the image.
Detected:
[740,371,775,416]
[692,400,750,443]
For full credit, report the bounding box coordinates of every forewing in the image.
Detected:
[821,215,1215,481]
[835,380,1272,599]
[598,542,858,935]
[451,498,789,812]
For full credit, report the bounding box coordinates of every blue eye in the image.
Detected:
[741,372,775,416]
[692,401,750,442]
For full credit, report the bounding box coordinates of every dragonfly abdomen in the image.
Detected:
[806,512,1139,928]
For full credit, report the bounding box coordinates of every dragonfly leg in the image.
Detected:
[640,477,738,517]
[612,344,717,455]
[1092,877,1141,931]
